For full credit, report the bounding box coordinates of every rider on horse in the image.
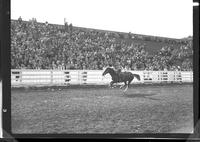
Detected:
[115,63,123,76]
[108,63,124,80]
[108,63,122,74]
[102,65,141,92]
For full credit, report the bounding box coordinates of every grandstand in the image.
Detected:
[11,18,193,71]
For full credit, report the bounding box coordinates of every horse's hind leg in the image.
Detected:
[127,77,134,89]
[124,78,133,92]
[120,81,126,89]
[123,82,128,92]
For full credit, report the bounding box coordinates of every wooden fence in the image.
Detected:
[11,69,193,86]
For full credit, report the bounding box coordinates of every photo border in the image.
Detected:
[1,0,199,140]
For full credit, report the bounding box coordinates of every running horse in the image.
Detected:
[102,67,140,92]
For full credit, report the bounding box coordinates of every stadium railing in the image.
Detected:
[11,69,193,87]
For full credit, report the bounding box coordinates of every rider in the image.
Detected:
[116,67,122,74]
[108,62,122,74]
[115,62,122,77]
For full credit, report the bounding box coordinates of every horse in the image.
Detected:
[102,67,140,92]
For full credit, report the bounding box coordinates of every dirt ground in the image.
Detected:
[11,84,193,134]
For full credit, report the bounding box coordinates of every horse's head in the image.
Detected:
[102,67,114,76]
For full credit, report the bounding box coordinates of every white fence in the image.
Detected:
[11,69,193,86]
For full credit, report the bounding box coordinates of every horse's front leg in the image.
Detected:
[120,81,126,89]
[119,83,125,89]
[109,81,115,88]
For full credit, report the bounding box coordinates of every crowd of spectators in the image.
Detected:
[11,17,193,71]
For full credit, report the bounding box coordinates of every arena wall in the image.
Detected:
[11,70,193,87]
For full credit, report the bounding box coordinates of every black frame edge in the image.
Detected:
[193,2,200,139]
[2,0,11,138]
[0,0,199,140]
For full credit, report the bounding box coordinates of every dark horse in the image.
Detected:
[102,67,140,92]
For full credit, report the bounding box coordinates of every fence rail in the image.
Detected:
[11,69,193,87]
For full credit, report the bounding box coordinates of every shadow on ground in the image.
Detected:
[121,92,160,101]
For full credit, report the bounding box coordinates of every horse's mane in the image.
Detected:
[103,66,116,74]
[106,66,114,69]
[103,66,114,71]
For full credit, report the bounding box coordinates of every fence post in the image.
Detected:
[190,72,193,83]
[78,70,81,85]
[50,70,53,85]
[179,71,182,83]
[173,71,176,83]
[19,70,22,83]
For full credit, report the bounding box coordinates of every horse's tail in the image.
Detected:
[132,74,140,81]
